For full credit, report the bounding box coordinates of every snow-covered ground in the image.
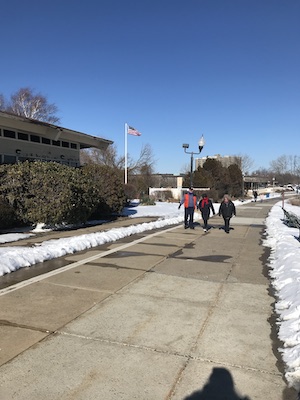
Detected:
[0,194,300,391]
[0,199,192,276]
[263,200,300,391]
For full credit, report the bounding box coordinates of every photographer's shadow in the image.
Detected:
[184,367,251,400]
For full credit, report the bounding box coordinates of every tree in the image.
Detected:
[189,158,243,200]
[81,143,156,199]
[128,144,156,196]
[81,143,155,176]
[270,155,300,177]
[237,154,254,175]
[1,87,60,124]
[228,164,243,198]
[129,144,155,174]
[251,167,270,176]
[0,94,5,110]
[80,145,124,171]
[270,155,289,175]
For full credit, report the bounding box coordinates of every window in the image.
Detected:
[3,129,16,138]
[42,137,51,145]
[70,143,77,149]
[62,141,69,148]
[52,140,60,146]
[3,155,16,164]
[30,135,40,143]
[18,132,29,141]
[18,156,35,162]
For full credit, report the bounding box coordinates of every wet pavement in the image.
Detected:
[0,216,158,290]
[0,199,298,400]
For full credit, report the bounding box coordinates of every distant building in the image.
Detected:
[195,154,241,169]
[150,173,184,188]
[0,111,113,167]
[244,176,269,191]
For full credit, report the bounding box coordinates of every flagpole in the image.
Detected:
[124,122,128,184]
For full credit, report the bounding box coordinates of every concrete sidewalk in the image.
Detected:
[0,200,297,399]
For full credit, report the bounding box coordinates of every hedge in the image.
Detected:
[0,161,126,228]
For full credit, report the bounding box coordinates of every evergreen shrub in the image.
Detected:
[0,161,126,226]
[0,197,19,229]
[140,195,155,205]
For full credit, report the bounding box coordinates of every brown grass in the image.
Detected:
[290,197,300,207]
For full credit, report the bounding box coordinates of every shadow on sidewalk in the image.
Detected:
[184,367,250,400]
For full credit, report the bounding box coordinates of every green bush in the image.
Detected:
[0,197,20,230]
[123,183,138,203]
[0,161,126,226]
[81,164,126,219]
[140,195,155,205]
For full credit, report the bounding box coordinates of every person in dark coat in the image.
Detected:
[178,187,197,229]
[198,193,215,232]
[253,190,258,202]
[218,194,236,233]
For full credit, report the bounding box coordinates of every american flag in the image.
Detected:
[127,125,141,136]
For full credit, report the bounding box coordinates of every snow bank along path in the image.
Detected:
[0,214,185,276]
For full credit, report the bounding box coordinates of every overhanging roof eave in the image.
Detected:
[0,111,113,149]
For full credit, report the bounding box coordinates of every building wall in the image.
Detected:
[0,127,80,166]
[0,111,113,167]
[149,187,182,200]
[150,174,182,188]
[149,184,211,200]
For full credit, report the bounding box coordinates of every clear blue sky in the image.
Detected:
[1,0,299,174]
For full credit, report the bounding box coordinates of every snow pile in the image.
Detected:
[0,233,34,244]
[264,201,300,390]
[0,214,185,276]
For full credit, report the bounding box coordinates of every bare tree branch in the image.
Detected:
[81,145,124,169]
[5,87,60,124]
[234,154,254,174]
[129,144,156,174]
[0,93,6,110]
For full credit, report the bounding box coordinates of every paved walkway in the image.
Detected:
[0,199,297,399]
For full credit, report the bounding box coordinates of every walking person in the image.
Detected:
[198,193,215,232]
[178,187,197,229]
[218,194,236,234]
[253,190,258,202]
[260,193,264,202]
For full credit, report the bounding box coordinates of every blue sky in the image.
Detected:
[1,0,299,174]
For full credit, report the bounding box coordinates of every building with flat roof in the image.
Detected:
[195,154,241,169]
[0,111,113,167]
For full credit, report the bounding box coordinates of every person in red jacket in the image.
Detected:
[198,193,215,232]
[178,187,197,229]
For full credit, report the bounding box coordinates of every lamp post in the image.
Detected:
[182,135,205,188]
[242,173,245,201]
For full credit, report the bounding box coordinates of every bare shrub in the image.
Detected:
[290,198,300,207]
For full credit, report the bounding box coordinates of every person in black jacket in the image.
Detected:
[253,190,258,202]
[198,193,215,232]
[218,194,236,233]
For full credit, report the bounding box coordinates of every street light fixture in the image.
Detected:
[182,135,205,188]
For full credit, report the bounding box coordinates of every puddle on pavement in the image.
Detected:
[0,258,69,290]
